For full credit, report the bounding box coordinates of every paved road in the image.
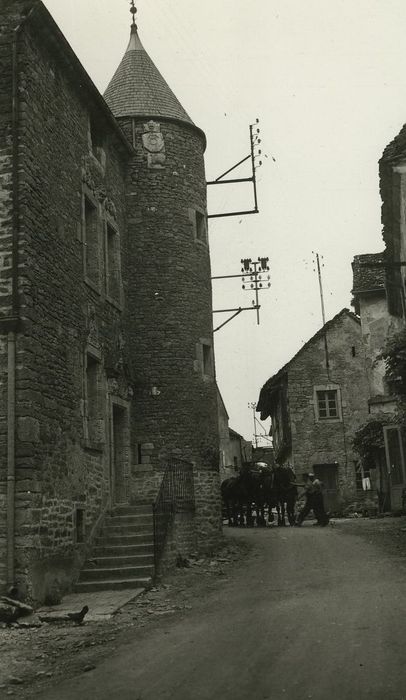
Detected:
[36,524,406,700]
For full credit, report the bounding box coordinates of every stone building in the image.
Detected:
[347,122,406,512]
[217,386,251,481]
[0,0,221,601]
[256,309,372,514]
[351,253,405,511]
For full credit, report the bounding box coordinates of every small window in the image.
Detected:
[351,346,356,357]
[84,197,100,287]
[195,211,207,243]
[89,117,104,162]
[189,208,208,244]
[202,343,213,376]
[106,223,121,302]
[233,456,238,469]
[74,507,85,543]
[317,389,339,419]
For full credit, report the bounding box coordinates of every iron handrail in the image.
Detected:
[152,458,195,575]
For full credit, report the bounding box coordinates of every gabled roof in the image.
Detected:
[104,25,195,127]
[351,252,386,295]
[229,427,245,440]
[381,123,406,165]
[257,308,360,416]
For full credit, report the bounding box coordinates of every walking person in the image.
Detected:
[311,475,329,526]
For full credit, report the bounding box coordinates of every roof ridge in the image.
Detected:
[258,308,359,394]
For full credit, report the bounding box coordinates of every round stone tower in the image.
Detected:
[104,19,221,547]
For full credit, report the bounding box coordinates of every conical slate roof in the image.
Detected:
[104,25,194,125]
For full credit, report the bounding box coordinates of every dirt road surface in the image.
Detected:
[33,522,406,699]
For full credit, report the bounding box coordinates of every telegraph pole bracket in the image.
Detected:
[207,120,262,220]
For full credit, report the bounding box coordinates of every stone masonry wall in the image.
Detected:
[120,117,222,548]
[287,313,371,510]
[3,11,132,599]
[0,0,35,596]
[358,293,403,400]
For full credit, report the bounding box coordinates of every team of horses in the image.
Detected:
[221,463,298,527]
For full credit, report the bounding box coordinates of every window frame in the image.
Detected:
[82,190,102,293]
[88,115,106,169]
[83,347,105,450]
[189,207,208,245]
[313,384,342,423]
[104,215,123,309]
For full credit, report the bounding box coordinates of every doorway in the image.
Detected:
[312,463,339,513]
[383,425,406,511]
[111,402,128,504]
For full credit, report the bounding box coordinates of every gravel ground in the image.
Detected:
[332,514,406,557]
[0,537,250,698]
[3,517,406,698]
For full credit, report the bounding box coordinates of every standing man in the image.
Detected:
[295,473,329,526]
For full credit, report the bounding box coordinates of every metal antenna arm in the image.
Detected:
[207,154,251,184]
[213,306,260,333]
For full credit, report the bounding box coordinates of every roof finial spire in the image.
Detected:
[130,0,137,29]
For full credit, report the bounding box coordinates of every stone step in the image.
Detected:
[102,523,153,535]
[79,564,154,582]
[106,514,153,526]
[96,533,153,547]
[87,554,154,568]
[93,543,154,557]
[112,504,151,516]
[74,577,152,593]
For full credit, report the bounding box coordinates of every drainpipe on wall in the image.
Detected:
[6,331,16,587]
[6,16,25,588]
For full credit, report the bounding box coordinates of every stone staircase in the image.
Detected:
[74,504,154,592]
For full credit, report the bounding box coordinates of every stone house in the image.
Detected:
[351,253,405,510]
[0,0,221,601]
[256,309,372,514]
[217,386,251,481]
[348,121,406,512]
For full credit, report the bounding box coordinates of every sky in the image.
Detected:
[43,0,406,444]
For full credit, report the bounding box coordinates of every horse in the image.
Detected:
[221,463,276,527]
[221,475,245,526]
[273,465,298,526]
[250,465,276,526]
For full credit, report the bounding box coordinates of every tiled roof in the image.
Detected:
[104,26,194,124]
[381,122,406,164]
[351,252,386,294]
[256,308,360,417]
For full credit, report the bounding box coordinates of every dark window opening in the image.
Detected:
[317,389,339,419]
[137,442,142,464]
[75,507,85,543]
[90,117,104,161]
[202,343,213,376]
[195,211,207,243]
[106,223,121,301]
[84,198,100,285]
[233,456,238,469]
[351,346,356,357]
